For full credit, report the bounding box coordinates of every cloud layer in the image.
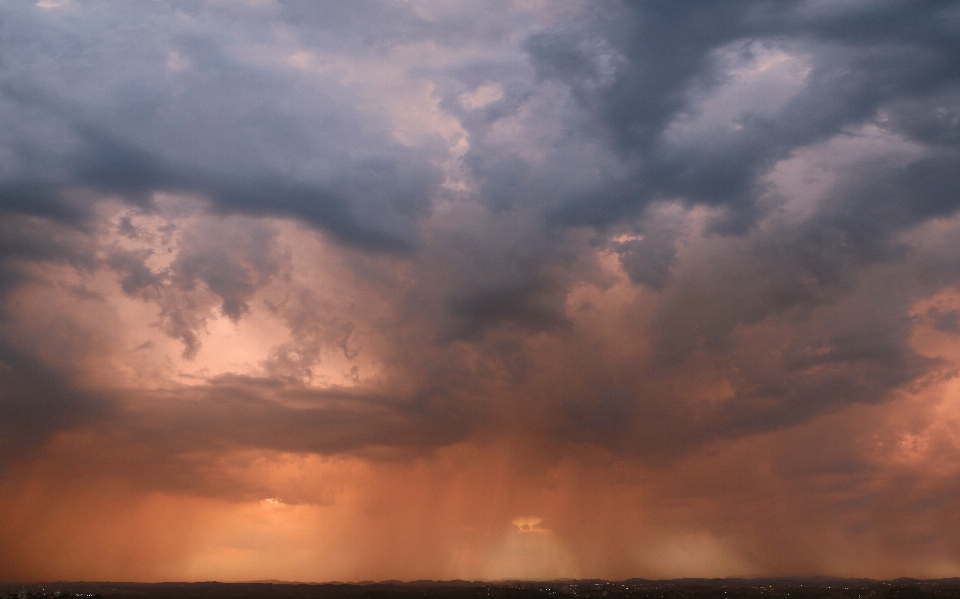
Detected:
[3,0,960,582]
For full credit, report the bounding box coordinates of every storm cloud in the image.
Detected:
[2,0,960,583]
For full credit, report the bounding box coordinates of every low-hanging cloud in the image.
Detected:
[2,0,960,582]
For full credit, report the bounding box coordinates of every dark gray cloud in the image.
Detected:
[0,1,443,251]
[1,0,960,474]
[0,341,112,470]
[523,1,960,231]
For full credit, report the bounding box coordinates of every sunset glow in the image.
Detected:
[3,0,960,583]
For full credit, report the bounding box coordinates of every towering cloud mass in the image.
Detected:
[3,0,960,582]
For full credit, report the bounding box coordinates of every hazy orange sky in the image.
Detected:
[3,0,960,583]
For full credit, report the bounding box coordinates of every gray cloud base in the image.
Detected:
[1,0,960,478]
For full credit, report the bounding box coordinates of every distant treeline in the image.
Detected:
[3,579,960,599]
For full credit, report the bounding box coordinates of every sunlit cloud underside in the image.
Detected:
[2,0,960,582]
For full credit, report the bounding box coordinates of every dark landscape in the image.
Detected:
[4,580,960,599]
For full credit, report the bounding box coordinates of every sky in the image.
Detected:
[2,0,960,583]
